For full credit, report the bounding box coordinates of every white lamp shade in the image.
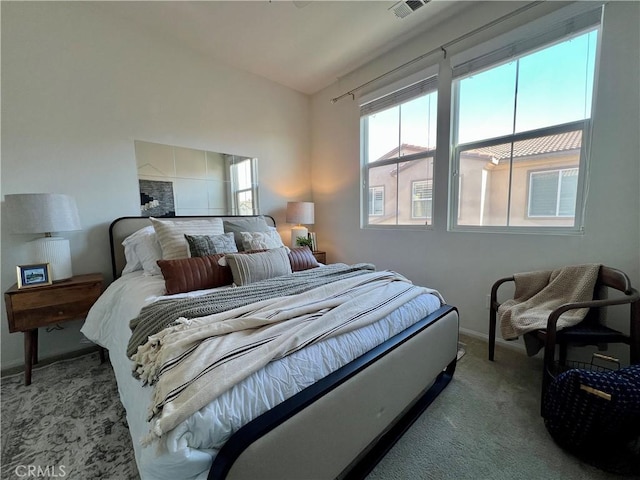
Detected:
[286,201,314,225]
[5,193,81,234]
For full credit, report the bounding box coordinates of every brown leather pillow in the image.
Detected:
[288,246,320,272]
[157,254,232,295]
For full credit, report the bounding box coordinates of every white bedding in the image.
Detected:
[81,269,443,480]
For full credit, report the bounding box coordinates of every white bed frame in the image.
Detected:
[109,216,459,480]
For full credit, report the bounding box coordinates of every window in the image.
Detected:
[450,10,600,232]
[229,157,259,215]
[411,180,432,219]
[369,186,384,216]
[529,168,579,217]
[361,76,437,227]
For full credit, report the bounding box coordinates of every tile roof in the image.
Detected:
[374,131,582,163]
[465,130,582,160]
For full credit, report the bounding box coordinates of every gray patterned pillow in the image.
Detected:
[224,247,292,286]
[185,232,238,257]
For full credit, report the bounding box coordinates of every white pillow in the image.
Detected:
[240,230,286,251]
[150,217,224,260]
[121,225,163,276]
[224,247,292,286]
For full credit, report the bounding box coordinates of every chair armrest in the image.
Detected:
[490,276,515,309]
[545,287,640,334]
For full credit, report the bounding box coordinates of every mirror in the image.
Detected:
[135,140,259,217]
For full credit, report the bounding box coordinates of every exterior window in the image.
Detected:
[361,76,437,227]
[529,168,578,217]
[369,186,384,216]
[411,180,432,219]
[451,25,599,231]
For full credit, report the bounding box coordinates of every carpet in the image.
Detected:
[1,353,139,480]
[0,338,625,480]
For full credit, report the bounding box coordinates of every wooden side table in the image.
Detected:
[312,251,327,264]
[4,273,104,385]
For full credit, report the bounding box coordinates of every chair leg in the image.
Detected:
[489,307,496,361]
[559,342,567,366]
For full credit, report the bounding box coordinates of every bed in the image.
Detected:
[81,215,459,480]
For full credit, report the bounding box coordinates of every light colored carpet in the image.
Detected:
[368,335,623,480]
[0,336,625,479]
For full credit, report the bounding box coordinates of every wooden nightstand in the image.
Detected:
[4,273,104,385]
[312,251,327,264]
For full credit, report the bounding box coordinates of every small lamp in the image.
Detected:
[286,201,314,248]
[5,193,81,282]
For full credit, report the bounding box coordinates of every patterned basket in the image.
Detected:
[542,355,640,474]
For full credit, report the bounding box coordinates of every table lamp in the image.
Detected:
[286,201,314,248]
[5,193,81,282]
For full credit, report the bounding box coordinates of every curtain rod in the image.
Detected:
[330,1,543,104]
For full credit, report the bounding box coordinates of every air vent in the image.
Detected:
[389,0,430,19]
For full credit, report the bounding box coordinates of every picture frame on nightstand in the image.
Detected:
[16,263,52,289]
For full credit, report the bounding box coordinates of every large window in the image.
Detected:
[359,5,602,234]
[450,14,599,232]
[361,76,437,226]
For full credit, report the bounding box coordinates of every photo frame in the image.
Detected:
[16,263,52,289]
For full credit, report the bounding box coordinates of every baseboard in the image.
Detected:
[459,327,527,354]
[0,345,104,377]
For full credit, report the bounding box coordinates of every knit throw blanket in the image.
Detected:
[127,263,376,358]
[499,264,600,348]
[131,268,443,442]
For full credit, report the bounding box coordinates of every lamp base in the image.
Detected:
[29,237,73,281]
[290,226,308,248]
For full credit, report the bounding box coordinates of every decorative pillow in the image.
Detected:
[185,232,238,257]
[157,254,233,295]
[121,226,163,276]
[224,247,292,286]
[240,230,286,251]
[288,246,320,272]
[150,217,224,260]
[223,216,271,250]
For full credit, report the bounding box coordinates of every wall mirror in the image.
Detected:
[135,140,259,217]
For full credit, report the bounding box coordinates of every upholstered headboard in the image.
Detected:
[109,215,276,279]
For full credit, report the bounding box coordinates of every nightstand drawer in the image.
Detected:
[10,300,96,331]
[6,279,102,332]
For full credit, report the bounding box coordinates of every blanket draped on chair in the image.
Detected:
[499,264,601,355]
[131,268,443,442]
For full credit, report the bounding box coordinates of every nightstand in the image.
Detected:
[4,273,104,385]
[312,251,327,264]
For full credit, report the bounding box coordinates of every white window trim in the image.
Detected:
[447,7,601,235]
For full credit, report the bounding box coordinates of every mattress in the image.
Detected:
[81,269,443,480]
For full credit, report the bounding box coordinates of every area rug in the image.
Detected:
[1,353,139,480]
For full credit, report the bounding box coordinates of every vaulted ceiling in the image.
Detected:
[94,1,469,95]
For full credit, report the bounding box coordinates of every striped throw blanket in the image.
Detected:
[127,263,376,358]
[131,268,443,442]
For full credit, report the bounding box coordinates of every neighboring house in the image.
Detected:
[368,144,434,226]
[368,131,580,227]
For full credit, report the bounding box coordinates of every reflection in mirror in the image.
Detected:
[135,140,259,217]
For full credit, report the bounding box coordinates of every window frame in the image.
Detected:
[447,20,600,234]
[360,73,438,229]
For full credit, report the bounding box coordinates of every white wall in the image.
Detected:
[311,1,640,357]
[1,2,311,368]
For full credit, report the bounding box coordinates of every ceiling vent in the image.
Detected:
[389,0,430,19]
